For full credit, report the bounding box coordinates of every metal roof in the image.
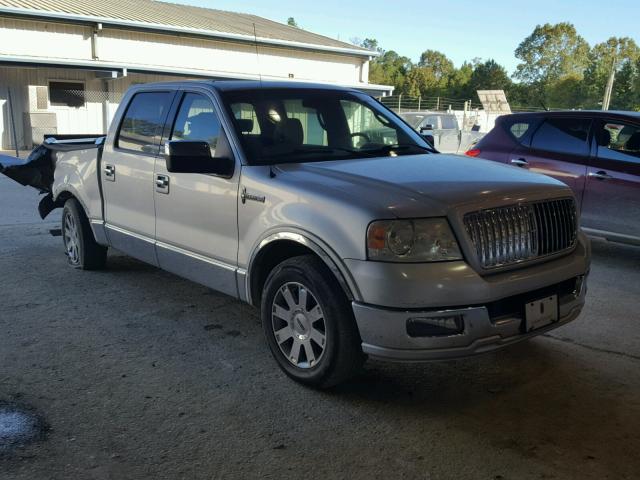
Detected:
[0,0,374,57]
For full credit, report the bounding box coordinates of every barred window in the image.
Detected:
[49,81,85,108]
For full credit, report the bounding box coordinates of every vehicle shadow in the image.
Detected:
[589,236,640,269]
[330,339,638,477]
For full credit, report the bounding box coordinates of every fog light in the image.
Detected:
[406,315,464,337]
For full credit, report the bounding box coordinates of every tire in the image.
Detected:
[261,255,364,388]
[62,198,107,270]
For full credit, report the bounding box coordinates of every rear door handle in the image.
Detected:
[588,170,612,181]
[104,164,115,181]
[510,158,528,168]
[155,174,170,194]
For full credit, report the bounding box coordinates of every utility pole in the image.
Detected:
[602,54,617,111]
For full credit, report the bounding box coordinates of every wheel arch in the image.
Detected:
[53,187,89,216]
[246,231,361,307]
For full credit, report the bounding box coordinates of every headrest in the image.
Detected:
[598,129,611,147]
[278,118,304,146]
[235,118,254,134]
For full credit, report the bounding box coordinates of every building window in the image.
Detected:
[49,81,85,108]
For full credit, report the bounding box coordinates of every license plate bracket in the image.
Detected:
[525,295,558,332]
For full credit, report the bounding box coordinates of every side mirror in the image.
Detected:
[419,124,435,146]
[164,140,234,177]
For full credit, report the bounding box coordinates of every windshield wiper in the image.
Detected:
[261,147,376,159]
[362,143,436,155]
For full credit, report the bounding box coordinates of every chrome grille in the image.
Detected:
[464,198,577,269]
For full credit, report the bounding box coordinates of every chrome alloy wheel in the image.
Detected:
[271,282,327,369]
[63,210,80,264]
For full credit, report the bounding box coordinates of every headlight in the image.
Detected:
[367,219,462,262]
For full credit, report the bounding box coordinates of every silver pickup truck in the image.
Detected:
[399,111,485,154]
[1,81,590,387]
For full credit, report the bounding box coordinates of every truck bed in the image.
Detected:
[0,136,105,219]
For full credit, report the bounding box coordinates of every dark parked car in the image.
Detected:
[467,111,640,246]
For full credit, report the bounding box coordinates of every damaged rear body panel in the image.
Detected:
[0,137,105,219]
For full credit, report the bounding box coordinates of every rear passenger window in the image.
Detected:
[531,117,591,156]
[117,92,173,154]
[599,122,640,160]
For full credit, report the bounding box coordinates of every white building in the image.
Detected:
[0,0,391,150]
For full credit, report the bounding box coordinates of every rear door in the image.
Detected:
[581,118,640,240]
[513,116,591,204]
[102,90,176,265]
[153,89,241,297]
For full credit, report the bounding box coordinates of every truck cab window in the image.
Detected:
[117,92,173,154]
[171,93,221,155]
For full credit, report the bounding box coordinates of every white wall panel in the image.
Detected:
[97,28,363,84]
[0,18,91,60]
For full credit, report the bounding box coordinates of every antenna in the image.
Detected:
[252,23,263,87]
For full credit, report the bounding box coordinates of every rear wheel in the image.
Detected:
[62,198,107,270]
[261,255,364,388]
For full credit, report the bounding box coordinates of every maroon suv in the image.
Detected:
[468,111,640,246]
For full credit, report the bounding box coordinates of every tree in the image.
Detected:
[370,50,412,90]
[514,23,590,105]
[417,50,455,81]
[447,61,475,99]
[351,37,384,56]
[613,58,640,110]
[286,17,299,28]
[469,59,512,94]
[583,37,640,108]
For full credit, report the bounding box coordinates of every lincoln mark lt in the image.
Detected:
[0,81,590,387]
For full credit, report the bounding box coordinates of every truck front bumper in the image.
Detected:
[352,274,585,361]
[348,234,590,362]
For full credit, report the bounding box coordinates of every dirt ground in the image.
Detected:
[1,176,639,479]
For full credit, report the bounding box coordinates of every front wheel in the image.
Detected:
[261,255,364,388]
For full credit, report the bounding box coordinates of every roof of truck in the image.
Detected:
[132,80,360,93]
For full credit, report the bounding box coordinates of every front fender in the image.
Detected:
[245,228,363,305]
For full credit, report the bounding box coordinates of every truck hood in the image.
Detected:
[275,154,572,218]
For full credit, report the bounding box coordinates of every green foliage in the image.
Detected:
[286,17,298,28]
[514,23,590,84]
[356,24,640,111]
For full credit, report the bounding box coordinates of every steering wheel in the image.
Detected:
[350,132,371,148]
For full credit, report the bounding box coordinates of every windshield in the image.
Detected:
[219,88,432,165]
[400,113,430,128]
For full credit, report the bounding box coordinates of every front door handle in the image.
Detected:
[588,170,612,181]
[155,174,170,194]
[510,158,528,168]
[104,164,115,181]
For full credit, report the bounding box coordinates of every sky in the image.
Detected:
[176,0,639,74]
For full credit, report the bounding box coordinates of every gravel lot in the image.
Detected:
[1,175,639,479]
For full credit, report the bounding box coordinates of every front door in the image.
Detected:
[581,119,640,241]
[102,90,176,265]
[153,90,241,297]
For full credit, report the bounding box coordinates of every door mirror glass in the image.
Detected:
[419,124,435,145]
[165,140,234,176]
